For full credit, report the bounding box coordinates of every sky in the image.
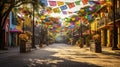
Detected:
[44,0,91,18]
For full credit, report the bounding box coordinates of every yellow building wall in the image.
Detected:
[90,20,97,32]
[101,30,105,46]
[107,29,111,47]
[118,26,120,48]
[16,19,23,31]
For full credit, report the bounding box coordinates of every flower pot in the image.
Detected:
[20,40,26,53]
[79,44,83,48]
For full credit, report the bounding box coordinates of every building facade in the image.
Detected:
[92,0,120,48]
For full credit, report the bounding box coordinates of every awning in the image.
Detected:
[10,30,23,33]
[10,28,23,33]
[17,13,24,21]
[82,30,95,35]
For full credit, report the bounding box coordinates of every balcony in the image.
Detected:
[97,8,120,29]
[97,17,107,29]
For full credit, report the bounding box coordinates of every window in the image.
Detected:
[117,0,120,8]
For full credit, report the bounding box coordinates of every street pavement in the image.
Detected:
[0,43,120,67]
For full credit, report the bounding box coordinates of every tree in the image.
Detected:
[0,0,44,49]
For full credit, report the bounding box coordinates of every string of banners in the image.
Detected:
[40,0,107,14]
[40,0,91,14]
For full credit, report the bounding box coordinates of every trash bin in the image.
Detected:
[20,41,31,53]
[90,40,102,53]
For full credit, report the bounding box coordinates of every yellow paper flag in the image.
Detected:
[53,7,60,13]
[57,1,64,6]
[72,18,75,21]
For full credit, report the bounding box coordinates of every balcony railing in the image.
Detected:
[97,17,107,28]
[97,8,120,28]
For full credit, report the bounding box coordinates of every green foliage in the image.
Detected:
[0,0,44,29]
[12,12,19,25]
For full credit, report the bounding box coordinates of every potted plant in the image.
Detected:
[19,33,29,53]
[92,34,101,40]
[77,38,83,48]
[25,31,32,46]
[25,31,32,40]
[19,33,29,42]
[92,34,102,53]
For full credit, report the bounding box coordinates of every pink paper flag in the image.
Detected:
[49,1,57,6]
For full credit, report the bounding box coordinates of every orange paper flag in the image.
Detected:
[82,0,88,5]
[68,3,75,9]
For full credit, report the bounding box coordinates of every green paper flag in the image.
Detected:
[75,1,80,5]
[67,18,71,21]
[78,24,80,26]
[85,15,88,19]
[65,2,70,5]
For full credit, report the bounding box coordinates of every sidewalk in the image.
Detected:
[0,45,48,54]
[0,47,18,54]
[101,47,120,56]
[0,44,120,67]
[83,46,120,56]
[0,46,120,56]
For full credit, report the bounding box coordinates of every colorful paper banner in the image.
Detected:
[53,7,60,13]
[46,7,52,14]
[88,15,92,20]
[60,5,67,10]
[40,0,48,6]
[68,3,75,9]
[82,0,88,5]
[68,11,73,14]
[88,1,94,5]
[49,1,57,6]
[62,11,67,15]
[57,1,64,6]
[75,1,80,5]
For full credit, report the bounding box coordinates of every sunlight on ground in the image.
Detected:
[41,44,120,67]
[28,58,64,66]
[26,44,120,67]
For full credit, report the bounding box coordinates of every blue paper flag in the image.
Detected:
[40,0,48,6]
[88,15,92,20]
[88,1,94,5]
[60,5,67,10]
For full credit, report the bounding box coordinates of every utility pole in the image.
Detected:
[112,0,119,50]
[89,23,92,39]
[32,4,36,48]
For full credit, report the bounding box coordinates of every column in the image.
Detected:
[107,29,111,47]
[117,26,120,48]
[101,30,105,46]
[16,34,18,46]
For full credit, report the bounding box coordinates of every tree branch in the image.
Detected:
[0,2,5,11]
[1,5,13,29]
